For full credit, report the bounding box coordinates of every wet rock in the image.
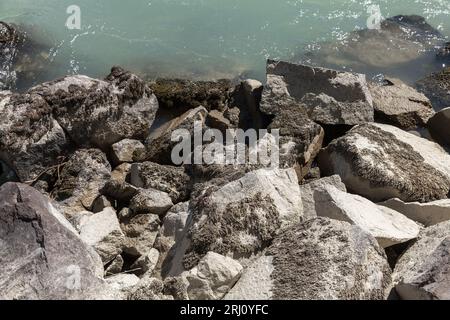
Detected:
[261,60,374,125]
[427,107,450,148]
[164,168,303,276]
[0,183,107,299]
[111,139,145,165]
[129,188,173,216]
[437,42,450,62]
[393,221,450,300]
[79,207,126,265]
[0,92,71,182]
[300,175,347,220]
[30,67,158,150]
[149,78,232,113]
[52,149,111,217]
[141,106,208,164]
[130,162,191,203]
[318,123,450,202]
[416,67,450,111]
[121,213,161,257]
[369,78,434,130]
[225,218,392,300]
[185,252,243,300]
[314,185,421,248]
[380,198,450,227]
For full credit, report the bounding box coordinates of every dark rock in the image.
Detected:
[416,67,450,111]
[428,107,450,148]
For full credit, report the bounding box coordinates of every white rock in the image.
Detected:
[379,198,450,227]
[111,139,145,164]
[314,185,421,248]
[105,274,140,291]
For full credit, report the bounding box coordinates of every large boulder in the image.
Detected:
[369,78,434,130]
[164,168,303,276]
[0,183,109,299]
[416,67,450,111]
[261,60,374,126]
[30,67,158,150]
[393,221,450,300]
[380,198,450,227]
[0,92,70,182]
[427,107,450,148]
[225,218,392,300]
[314,185,421,248]
[318,123,450,202]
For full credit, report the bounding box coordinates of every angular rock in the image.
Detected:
[0,183,107,299]
[129,188,173,216]
[185,252,243,300]
[225,218,392,300]
[230,79,265,130]
[369,78,434,130]
[380,198,450,227]
[318,123,450,202]
[300,175,347,220]
[261,60,374,125]
[314,185,421,248]
[101,163,138,203]
[141,106,208,164]
[164,168,303,276]
[79,207,126,264]
[131,248,160,276]
[105,255,124,276]
[206,109,233,133]
[130,162,191,203]
[91,195,112,213]
[416,67,450,111]
[111,139,145,165]
[127,276,173,300]
[393,221,450,300]
[121,214,161,257]
[52,149,111,217]
[30,67,158,150]
[427,107,450,148]
[0,92,70,182]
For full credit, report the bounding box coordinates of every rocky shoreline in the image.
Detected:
[1,16,450,300]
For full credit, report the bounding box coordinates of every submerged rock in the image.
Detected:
[225,218,392,300]
[0,183,108,300]
[393,221,450,300]
[369,78,434,130]
[318,123,450,202]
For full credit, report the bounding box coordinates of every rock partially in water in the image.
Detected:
[416,67,450,111]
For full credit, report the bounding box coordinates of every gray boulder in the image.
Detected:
[393,221,450,300]
[225,218,392,300]
[318,123,450,202]
[121,213,161,257]
[427,107,450,148]
[369,78,434,130]
[416,67,450,111]
[129,188,173,216]
[111,139,145,165]
[0,183,108,300]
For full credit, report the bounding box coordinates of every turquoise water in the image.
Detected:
[1,0,450,83]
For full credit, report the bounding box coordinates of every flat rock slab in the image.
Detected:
[318,123,450,203]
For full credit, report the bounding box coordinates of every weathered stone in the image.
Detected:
[111,139,145,165]
[52,149,111,217]
[105,274,140,292]
[314,185,421,248]
[393,221,450,300]
[416,67,450,111]
[141,106,208,164]
[206,109,233,133]
[129,188,173,216]
[261,60,374,125]
[91,195,112,213]
[121,214,161,257]
[105,255,124,276]
[225,218,392,300]
[79,207,126,265]
[131,248,160,276]
[0,183,108,300]
[380,198,450,227]
[30,67,158,150]
[318,123,450,202]
[185,252,243,300]
[127,276,173,300]
[369,78,434,130]
[300,175,347,220]
[0,92,70,182]
[164,168,303,276]
[130,162,191,203]
[427,107,450,148]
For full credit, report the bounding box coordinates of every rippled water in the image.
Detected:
[1,0,449,85]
